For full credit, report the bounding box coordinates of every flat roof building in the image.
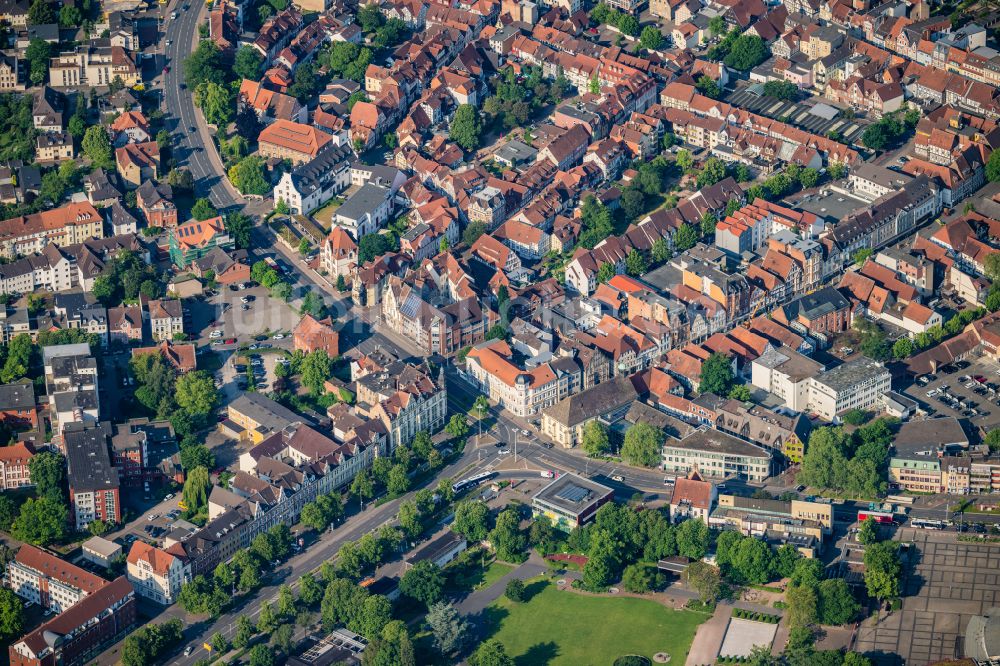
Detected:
[662,428,771,482]
[532,473,614,531]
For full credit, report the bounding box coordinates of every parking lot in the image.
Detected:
[901,356,1000,432]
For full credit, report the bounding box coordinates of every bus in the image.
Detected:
[858,510,894,524]
[452,471,496,494]
[911,519,947,530]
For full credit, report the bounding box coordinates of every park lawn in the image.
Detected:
[484,579,706,666]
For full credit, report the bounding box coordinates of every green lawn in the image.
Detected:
[482,579,706,666]
[474,561,516,590]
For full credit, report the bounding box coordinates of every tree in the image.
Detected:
[182,466,212,518]
[863,541,901,601]
[730,538,773,585]
[29,451,65,503]
[651,237,670,264]
[622,563,660,593]
[184,40,225,88]
[773,543,800,579]
[462,220,486,246]
[683,561,722,603]
[248,644,275,666]
[617,14,639,35]
[234,45,264,80]
[790,558,824,589]
[985,429,1000,452]
[0,587,24,642]
[450,104,483,152]
[453,500,491,541]
[798,427,852,491]
[724,35,769,70]
[858,517,879,545]
[470,639,515,666]
[799,168,819,189]
[597,262,616,284]
[358,3,384,31]
[988,149,1000,183]
[621,423,663,467]
[676,518,711,559]
[674,223,698,252]
[490,507,527,562]
[817,578,859,625]
[11,497,67,545]
[352,594,392,638]
[229,156,270,195]
[640,25,662,50]
[763,80,799,101]
[82,125,114,169]
[175,371,218,415]
[501,578,526,603]
[299,349,333,395]
[387,464,410,495]
[426,601,470,655]
[234,615,255,649]
[399,560,444,607]
[622,188,646,221]
[892,337,913,360]
[699,352,734,396]
[25,38,52,86]
[625,249,648,277]
[191,198,218,221]
[194,81,234,127]
[582,420,610,457]
[445,414,469,438]
[28,0,55,24]
[786,582,819,627]
[350,469,375,507]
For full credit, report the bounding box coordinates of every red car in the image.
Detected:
[224,338,237,344]
[162,66,170,74]
[975,375,987,383]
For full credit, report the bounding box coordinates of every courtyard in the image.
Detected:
[480,578,706,666]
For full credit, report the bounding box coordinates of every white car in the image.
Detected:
[498,448,510,456]
[540,470,554,478]
[164,493,174,500]
[209,330,223,338]
[241,297,250,304]
[273,333,285,340]
[183,647,193,657]
[147,514,158,521]
[611,475,624,482]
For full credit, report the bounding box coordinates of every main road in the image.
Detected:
[160,0,242,210]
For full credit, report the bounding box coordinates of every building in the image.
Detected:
[224,392,309,444]
[533,473,615,531]
[807,359,892,421]
[6,544,107,613]
[64,422,120,530]
[334,183,392,239]
[320,227,357,279]
[111,417,182,486]
[126,541,189,605]
[168,217,233,268]
[773,286,852,336]
[144,298,184,341]
[8,577,136,666]
[293,314,339,357]
[44,344,99,437]
[81,537,122,570]
[403,532,467,569]
[540,376,638,448]
[136,181,178,228]
[272,142,353,215]
[750,346,824,412]
[36,131,73,162]
[380,278,489,357]
[710,493,833,556]
[114,142,160,187]
[353,358,446,450]
[0,441,34,489]
[47,43,140,87]
[889,417,969,493]
[669,469,717,523]
[0,201,103,258]
[662,428,772,482]
[257,119,333,164]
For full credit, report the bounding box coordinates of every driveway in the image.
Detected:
[456,553,548,620]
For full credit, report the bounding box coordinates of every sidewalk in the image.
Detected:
[686,604,732,666]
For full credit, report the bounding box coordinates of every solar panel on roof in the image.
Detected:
[555,484,590,503]
[400,293,421,318]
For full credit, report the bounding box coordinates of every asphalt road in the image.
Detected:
[160,0,241,210]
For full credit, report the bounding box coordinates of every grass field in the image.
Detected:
[474,561,516,590]
[482,579,706,666]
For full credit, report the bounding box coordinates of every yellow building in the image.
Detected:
[223,393,302,444]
